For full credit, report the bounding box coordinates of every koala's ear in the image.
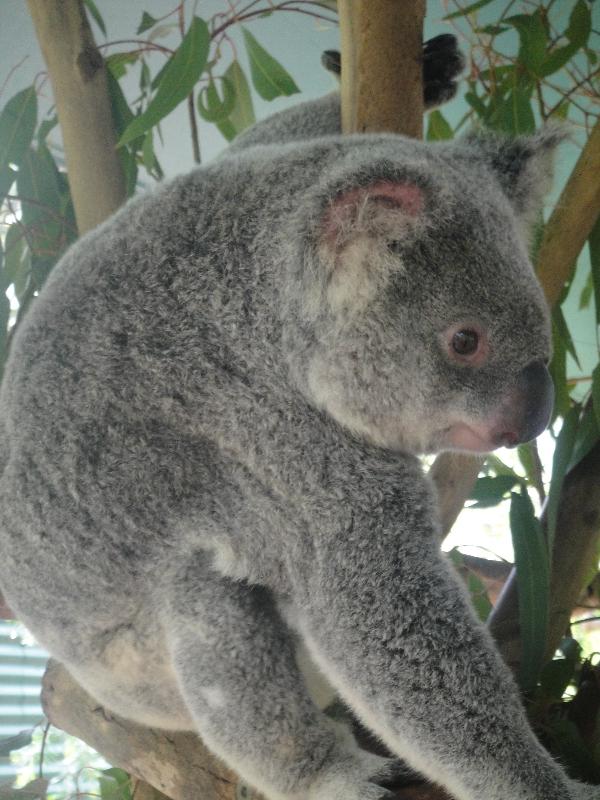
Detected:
[322,180,424,249]
[465,126,565,226]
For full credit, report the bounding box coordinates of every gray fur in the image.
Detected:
[0,92,592,800]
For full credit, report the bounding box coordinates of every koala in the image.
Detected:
[0,33,592,800]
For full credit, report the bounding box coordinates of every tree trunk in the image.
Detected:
[26,0,126,234]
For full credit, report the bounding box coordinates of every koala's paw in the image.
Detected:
[423,33,465,109]
[307,751,416,800]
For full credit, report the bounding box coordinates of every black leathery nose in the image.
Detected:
[515,359,554,444]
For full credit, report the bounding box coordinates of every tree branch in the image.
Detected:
[338,0,425,137]
[26,0,127,234]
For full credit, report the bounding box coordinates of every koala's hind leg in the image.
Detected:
[161,551,401,800]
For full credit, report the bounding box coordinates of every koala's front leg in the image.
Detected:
[289,503,584,800]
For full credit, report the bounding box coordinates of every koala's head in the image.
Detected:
[286,129,562,455]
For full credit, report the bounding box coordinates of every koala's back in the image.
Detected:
[0,156,282,632]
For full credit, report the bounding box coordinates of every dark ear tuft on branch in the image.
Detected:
[322,34,465,109]
[462,124,568,226]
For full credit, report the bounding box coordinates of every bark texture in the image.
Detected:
[26,0,126,234]
[338,0,425,137]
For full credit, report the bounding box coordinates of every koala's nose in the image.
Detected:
[495,360,554,448]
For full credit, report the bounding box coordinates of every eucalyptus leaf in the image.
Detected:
[426,110,453,141]
[506,11,548,76]
[137,11,158,35]
[468,475,519,508]
[83,0,106,36]
[546,406,579,551]
[99,768,132,800]
[242,27,300,101]
[0,86,37,170]
[549,316,569,421]
[590,215,600,326]
[553,305,580,369]
[218,60,256,140]
[118,16,210,147]
[0,165,16,205]
[444,0,495,20]
[197,78,236,124]
[509,489,549,693]
[593,364,600,430]
[539,657,577,701]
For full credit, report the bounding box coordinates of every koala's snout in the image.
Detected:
[494,360,554,448]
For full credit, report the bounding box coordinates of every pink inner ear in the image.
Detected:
[322,180,424,247]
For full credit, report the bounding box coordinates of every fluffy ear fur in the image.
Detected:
[319,180,425,310]
[322,181,424,248]
[464,125,565,227]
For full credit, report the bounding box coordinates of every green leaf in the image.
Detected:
[539,42,580,77]
[565,0,591,49]
[0,165,16,205]
[118,16,210,147]
[99,768,132,800]
[539,657,577,700]
[590,215,600,326]
[106,52,139,80]
[106,71,135,139]
[36,115,58,144]
[426,109,453,141]
[242,27,300,101]
[467,572,493,621]
[118,146,138,198]
[83,0,106,36]
[16,145,63,282]
[475,24,509,36]
[549,315,569,421]
[569,403,600,470]
[510,489,549,693]
[3,224,28,300]
[0,86,37,170]
[506,11,548,75]
[444,0,495,20]
[141,129,162,179]
[553,305,580,369]
[593,364,600,430]
[468,475,520,508]
[137,11,158,35]
[506,85,536,134]
[539,0,591,77]
[546,406,579,551]
[197,77,236,123]
[217,60,255,140]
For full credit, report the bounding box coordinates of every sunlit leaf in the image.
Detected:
[510,489,549,693]
[242,27,299,101]
[118,16,210,146]
[0,86,37,170]
[216,61,256,141]
[99,768,132,800]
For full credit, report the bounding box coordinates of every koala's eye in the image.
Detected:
[452,329,479,357]
[387,240,402,255]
